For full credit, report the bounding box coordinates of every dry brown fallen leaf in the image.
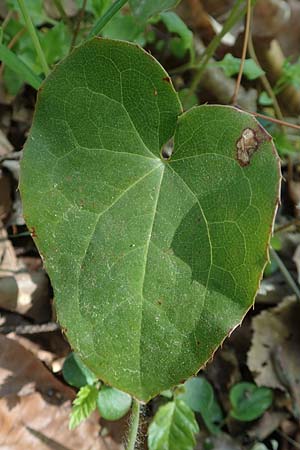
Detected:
[247,296,300,419]
[196,432,243,450]
[0,223,51,321]
[0,335,123,450]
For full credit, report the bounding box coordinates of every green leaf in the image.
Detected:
[63,352,97,388]
[74,0,111,17]
[148,399,199,450]
[69,384,98,429]
[160,389,174,399]
[102,13,145,45]
[5,0,49,26]
[97,385,132,420]
[273,130,296,157]
[20,38,281,402]
[258,91,273,106]
[276,57,300,91]
[0,44,42,90]
[41,22,72,67]
[3,66,24,95]
[157,12,193,58]
[216,53,265,80]
[130,0,181,22]
[230,382,273,422]
[177,377,223,434]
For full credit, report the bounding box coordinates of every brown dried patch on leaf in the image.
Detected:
[236,128,259,167]
[236,125,271,167]
[247,296,300,418]
[0,336,122,450]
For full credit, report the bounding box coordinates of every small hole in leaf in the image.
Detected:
[161,138,174,161]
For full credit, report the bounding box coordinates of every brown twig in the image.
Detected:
[187,0,246,99]
[70,0,87,51]
[275,219,300,234]
[248,32,285,127]
[248,111,300,131]
[232,0,252,104]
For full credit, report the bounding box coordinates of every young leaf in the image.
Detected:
[97,385,132,420]
[69,384,98,429]
[157,12,193,58]
[20,38,281,402]
[130,0,181,22]
[148,399,199,450]
[275,57,300,92]
[230,382,273,422]
[259,91,273,106]
[216,53,265,80]
[177,377,223,434]
[63,352,97,388]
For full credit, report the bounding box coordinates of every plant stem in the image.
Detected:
[270,248,300,300]
[248,111,300,131]
[247,32,285,127]
[188,0,246,97]
[17,0,50,76]
[126,399,140,450]
[52,0,73,31]
[232,0,252,104]
[87,0,128,39]
[70,0,88,50]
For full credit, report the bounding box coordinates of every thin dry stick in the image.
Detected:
[275,218,300,234]
[248,32,285,126]
[187,0,246,97]
[248,111,300,131]
[232,0,252,104]
[70,0,88,50]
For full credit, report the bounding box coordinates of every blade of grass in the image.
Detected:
[87,0,128,39]
[0,44,42,90]
[17,0,50,76]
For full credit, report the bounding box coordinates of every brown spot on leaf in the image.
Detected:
[163,77,171,84]
[154,89,158,96]
[29,226,37,238]
[236,128,259,167]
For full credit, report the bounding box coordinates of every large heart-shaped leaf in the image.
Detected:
[20,38,281,402]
